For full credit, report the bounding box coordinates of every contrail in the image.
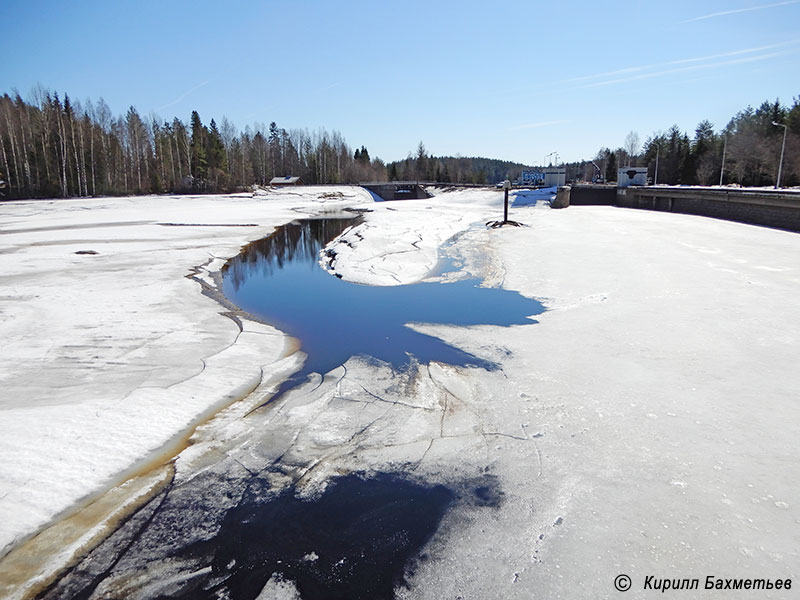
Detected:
[681,0,799,24]
[156,81,210,112]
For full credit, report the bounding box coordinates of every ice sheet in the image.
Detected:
[0,187,373,559]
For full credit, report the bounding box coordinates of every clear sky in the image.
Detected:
[3,0,799,165]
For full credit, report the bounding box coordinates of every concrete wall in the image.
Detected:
[361,183,432,201]
[567,184,800,233]
[620,187,800,232]
[552,186,570,209]
[568,184,617,206]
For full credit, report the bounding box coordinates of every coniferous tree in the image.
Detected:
[189,111,208,182]
[692,120,718,185]
[207,118,227,189]
[268,121,280,178]
[605,149,617,182]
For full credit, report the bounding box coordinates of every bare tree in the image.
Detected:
[624,131,640,166]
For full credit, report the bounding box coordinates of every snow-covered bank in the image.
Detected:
[321,186,557,285]
[404,204,800,598]
[322,188,506,285]
[0,188,372,561]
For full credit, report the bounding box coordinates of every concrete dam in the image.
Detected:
[361,182,432,201]
[557,184,800,233]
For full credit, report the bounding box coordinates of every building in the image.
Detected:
[520,168,566,187]
[270,176,303,186]
[543,168,566,187]
[617,167,648,187]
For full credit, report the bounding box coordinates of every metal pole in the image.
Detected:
[504,188,509,222]
[719,136,727,186]
[654,145,660,185]
[772,122,787,189]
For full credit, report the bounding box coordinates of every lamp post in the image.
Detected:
[772,121,788,189]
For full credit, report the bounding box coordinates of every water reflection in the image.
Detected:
[222,217,544,389]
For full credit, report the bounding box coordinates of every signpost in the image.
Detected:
[503,179,511,222]
[487,180,522,228]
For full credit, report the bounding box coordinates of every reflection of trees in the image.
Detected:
[223,217,360,291]
[221,213,545,392]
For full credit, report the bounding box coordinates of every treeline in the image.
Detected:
[3,87,799,200]
[385,142,532,184]
[587,97,800,187]
[384,98,800,189]
[0,87,388,199]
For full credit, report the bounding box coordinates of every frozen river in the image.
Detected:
[39,211,545,599]
[1,187,799,599]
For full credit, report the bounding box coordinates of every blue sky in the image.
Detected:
[3,0,799,164]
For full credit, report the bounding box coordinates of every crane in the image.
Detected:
[590,161,604,184]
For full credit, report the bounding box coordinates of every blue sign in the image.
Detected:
[521,170,544,184]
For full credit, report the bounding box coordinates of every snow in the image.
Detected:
[323,188,505,285]
[0,187,371,569]
[405,205,800,597]
[2,184,799,599]
[322,187,556,285]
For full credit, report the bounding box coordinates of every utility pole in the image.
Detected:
[719,135,727,186]
[654,145,660,185]
[772,121,788,189]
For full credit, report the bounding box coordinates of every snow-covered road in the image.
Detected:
[1,187,798,599]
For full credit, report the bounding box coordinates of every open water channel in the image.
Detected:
[221,214,544,392]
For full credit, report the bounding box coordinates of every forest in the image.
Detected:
[583,97,800,188]
[1,87,798,200]
[398,98,800,189]
[0,87,388,199]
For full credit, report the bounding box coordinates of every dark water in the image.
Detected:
[186,474,455,600]
[41,472,504,600]
[221,216,544,391]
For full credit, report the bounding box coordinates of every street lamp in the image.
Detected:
[772,121,788,189]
